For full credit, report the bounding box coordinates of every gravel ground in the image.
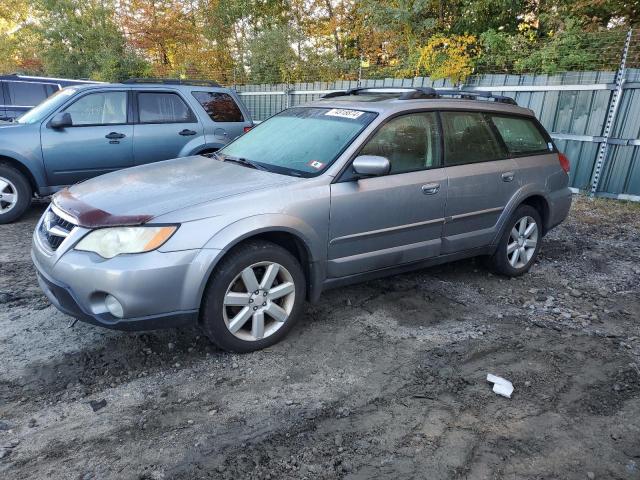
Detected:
[1,195,639,480]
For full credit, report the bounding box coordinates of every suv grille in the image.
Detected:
[39,206,77,251]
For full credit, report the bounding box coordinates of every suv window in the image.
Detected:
[138,92,194,123]
[65,91,127,126]
[490,115,550,155]
[441,111,505,166]
[360,112,441,174]
[192,91,244,122]
[6,81,56,106]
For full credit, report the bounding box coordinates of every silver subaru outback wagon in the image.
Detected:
[32,87,572,352]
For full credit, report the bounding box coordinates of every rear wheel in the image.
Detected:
[0,164,32,224]
[200,240,306,352]
[489,204,542,277]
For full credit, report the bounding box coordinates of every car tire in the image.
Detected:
[0,164,32,224]
[200,240,306,353]
[489,204,543,277]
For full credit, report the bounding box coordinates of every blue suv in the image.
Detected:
[0,78,253,223]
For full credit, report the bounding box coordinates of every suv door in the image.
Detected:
[0,82,6,121]
[132,90,204,165]
[41,90,133,186]
[328,112,447,278]
[439,110,518,253]
[191,91,251,144]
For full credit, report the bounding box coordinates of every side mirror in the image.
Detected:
[352,155,390,178]
[50,112,72,129]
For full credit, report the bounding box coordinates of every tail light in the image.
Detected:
[558,152,570,173]
[243,126,253,133]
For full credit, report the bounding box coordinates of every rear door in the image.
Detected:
[440,110,517,253]
[41,90,133,185]
[328,111,447,278]
[190,91,251,144]
[132,90,204,165]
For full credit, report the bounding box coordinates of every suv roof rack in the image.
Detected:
[321,86,517,105]
[122,78,221,87]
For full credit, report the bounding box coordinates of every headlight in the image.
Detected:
[75,226,178,259]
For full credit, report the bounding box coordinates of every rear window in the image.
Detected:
[490,115,550,155]
[192,91,244,122]
[6,81,56,106]
[138,92,194,123]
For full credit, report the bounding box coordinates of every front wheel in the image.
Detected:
[200,240,306,352]
[0,164,32,224]
[489,205,542,277]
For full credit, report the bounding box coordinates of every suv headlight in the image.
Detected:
[75,226,178,259]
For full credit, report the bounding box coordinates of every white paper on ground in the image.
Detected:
[486,373,514,398]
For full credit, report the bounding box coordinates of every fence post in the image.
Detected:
[589,28,632,195]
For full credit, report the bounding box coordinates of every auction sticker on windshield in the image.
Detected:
[325,108,365,119]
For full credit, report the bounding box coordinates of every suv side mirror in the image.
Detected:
[50,112,72,129]
[352,155,390,178]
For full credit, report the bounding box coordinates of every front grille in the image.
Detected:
[39,206,77,251]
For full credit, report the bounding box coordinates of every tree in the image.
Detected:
[416,34,478,84]
[35,0,149,81]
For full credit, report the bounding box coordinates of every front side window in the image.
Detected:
[192,91,244,122]
[360,112,441,174]
[220,107,377,177]
[490,115,550,155]
[441,111,506,166]
[64,91,127,126]
[138,92,193,123]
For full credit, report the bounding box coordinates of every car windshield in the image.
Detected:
[16,88,77,124]
[219,107,377,177]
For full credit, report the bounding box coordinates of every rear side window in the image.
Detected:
[441,111,506,166]
[138,92,194,123]
[192,91,244,122]
[490,115,550,155]
[6,82,54,106]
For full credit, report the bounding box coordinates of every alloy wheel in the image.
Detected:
[507,215,538,269]
[0,176,18,214]
[222,261,296,342]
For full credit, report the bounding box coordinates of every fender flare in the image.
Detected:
[196,214,327,305]
[491,184,551,246]
[0,150,45,192]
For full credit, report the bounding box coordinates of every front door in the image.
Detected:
[41,90,133,186]
[132,91,204,165]
[328,112,447,278]
[439,110,517,253]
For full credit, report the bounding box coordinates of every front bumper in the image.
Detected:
[32,228,222,331]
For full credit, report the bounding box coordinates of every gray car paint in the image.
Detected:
[32,96,572,330]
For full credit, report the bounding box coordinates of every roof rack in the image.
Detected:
[122,78,221,87]
[321,86,517,105]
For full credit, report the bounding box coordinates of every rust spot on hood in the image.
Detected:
[54,189,153,228]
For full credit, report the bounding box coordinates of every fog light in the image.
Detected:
[105,294,124,318]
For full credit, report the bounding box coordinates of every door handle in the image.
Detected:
[421,183,440,195]
[179,129,197,136]
[501,171,515,182]
[105,132,126,140]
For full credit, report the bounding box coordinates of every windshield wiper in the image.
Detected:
[221,155,269,172]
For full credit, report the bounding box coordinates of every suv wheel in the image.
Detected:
[0,164,32,224]
[201,240,306,352]
[489,204,542,277]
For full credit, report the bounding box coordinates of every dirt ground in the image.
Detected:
[1,195,639,480]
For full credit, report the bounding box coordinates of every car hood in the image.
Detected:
[55,155,301,227]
